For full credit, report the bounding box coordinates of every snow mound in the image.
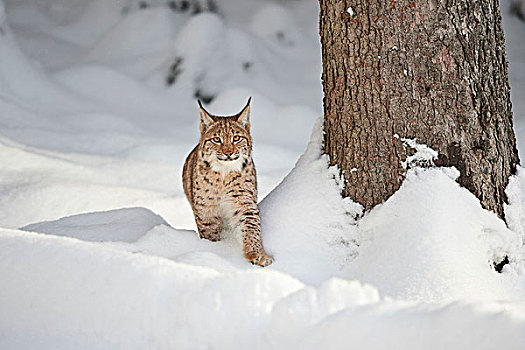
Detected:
[0,228,303,349]
[260,118,361,285]
[0,137,192,229]
[82,6,177,77]
[250,3,302,48]
[170,12,228,98]
[347,167,523,302]
[3,228,525,349]
[21,207,167,242]
[259,118,525,302]
[0,12,86,111]
[269,298,525,350]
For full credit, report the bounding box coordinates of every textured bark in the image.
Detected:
[319,0,520,219]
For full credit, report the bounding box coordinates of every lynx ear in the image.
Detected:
[198,100,215,133]
[236,97,251,130]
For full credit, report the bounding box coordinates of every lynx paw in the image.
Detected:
[247,252,273,267]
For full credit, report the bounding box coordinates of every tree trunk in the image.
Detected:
[319,0,520,219]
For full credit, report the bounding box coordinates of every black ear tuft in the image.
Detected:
[198,100,215,133]
[197,99,213,119]
[236,98,251,129]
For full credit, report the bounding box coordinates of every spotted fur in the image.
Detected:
[182,99,273,267]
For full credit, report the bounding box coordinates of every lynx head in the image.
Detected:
[198,98,252,173]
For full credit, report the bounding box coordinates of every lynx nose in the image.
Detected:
[223,150,234,157]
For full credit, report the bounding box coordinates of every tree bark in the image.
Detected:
[319,0,520,219]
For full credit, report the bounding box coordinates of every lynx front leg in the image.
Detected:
[243,233,273,267]
[195,213,222,241]
[235,207,273,267]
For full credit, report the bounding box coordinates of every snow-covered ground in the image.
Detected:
[1,0,525,348]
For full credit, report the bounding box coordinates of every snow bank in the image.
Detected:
[259,119,525,302]
[21,207,167,242]
[82,6,178,77]
[170,12,229,98]
[0,137,193,229]
[0,228,302,349]
[0,9,86,111]
[259,118,361,285]
[250,3,303,48]
[2,228,525,350]
[267,298,525,350]
[347,167,523,302]
[54,65,176,124]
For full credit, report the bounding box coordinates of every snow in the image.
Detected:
[1,0,525,348]
[346,167,522,302]
[400,137,439,169]
[21,207,167,242]
[505,167,525,239]
[260,118,361,284]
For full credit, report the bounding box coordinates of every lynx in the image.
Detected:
[182,98,273,267]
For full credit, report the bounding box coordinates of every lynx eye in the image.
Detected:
[232,135,241,142]
[211,137,221,144]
